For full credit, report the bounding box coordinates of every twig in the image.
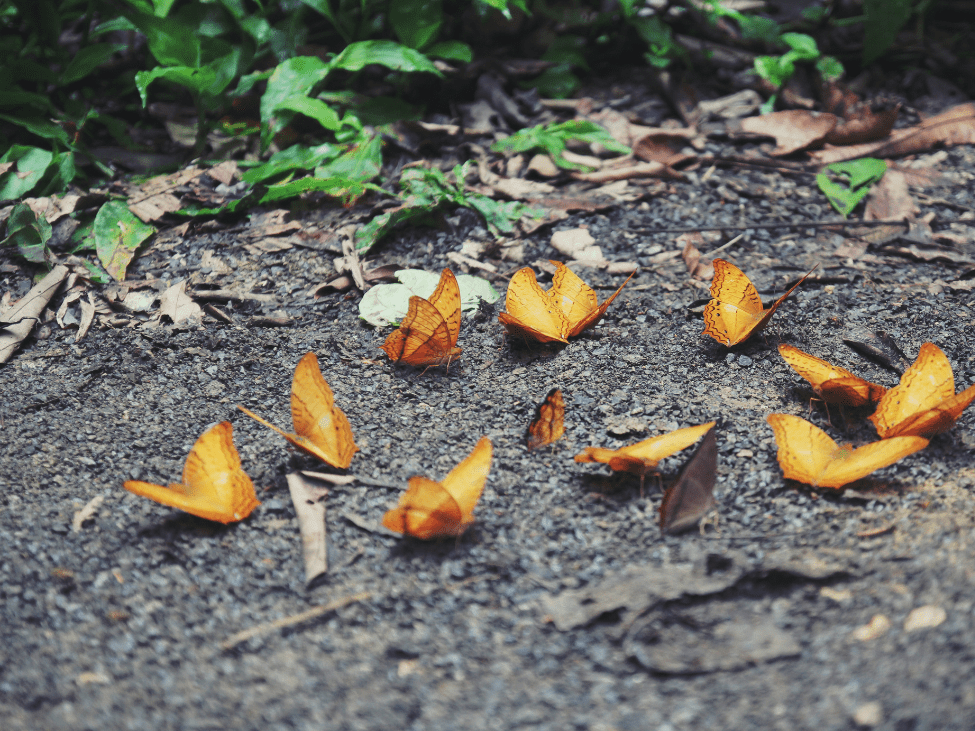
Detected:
[220,591,370,650]
[628,219,910,236]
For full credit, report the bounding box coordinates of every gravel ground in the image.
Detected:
[3,81,975,730]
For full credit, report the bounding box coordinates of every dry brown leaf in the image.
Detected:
[158,280,202,325]
[825,104,900,146]
[679,233,714,279]
[865,169,919,221]
[77,292,97,341]
[286,472,328,584]
[739,110,838,156]
[632,133,696,167]
[0,265,69,364]
[811,102,975,164]
[572,161,681,183]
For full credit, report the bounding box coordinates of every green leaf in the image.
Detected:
[330,40,442,76]
[93,201,156,280]
[425,41,473,63]
[816,158,886,217]
[863,0,912,65]
[390,0,443,50]
[260,56,332,146]
[780,33,819,60]
[240,142,343,184]
[354,96,423,126]
[273,96,342,131]
[0,146,54,201]
[135,66,217,106]
[754,56,791,88]
[527,64,580,99]
[815,56,845,82]
[259,176,380,206]
[491,120,628,170]
[61,44,127,85]
[1,203,52,263]
[315,135,383,183]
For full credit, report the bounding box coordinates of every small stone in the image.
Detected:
[904,605,946,632]
[850,614,891,642]
[853,701,882,727]
[819,586,853,605]
[738,355,753,367]
[725,353,736,364]
[622,354,645,365]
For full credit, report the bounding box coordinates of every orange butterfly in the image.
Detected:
[659,424,717,534]
[499,261,632,343]
[124,421,260,523]
[703,259,816,346]
[383,437,492,539]
[778,344,887,408]
[574,421,716,491]
[869,342,975,438]
[766,413,928,489]
[238,353,358,469]
[381,268,461,367]
[526,388,566,450]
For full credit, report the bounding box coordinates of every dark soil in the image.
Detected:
[3,70,975,731]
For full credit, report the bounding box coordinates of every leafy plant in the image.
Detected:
[491,120,630,171]
[356,163,536,253]
[816,158,886,217]
[1,204,52,264]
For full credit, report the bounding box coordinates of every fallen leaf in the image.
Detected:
[739,110,838,156]
[0,264,69,364]
[286,472,328,584]
[72,494,105,532]
[158,280,202,326]
[865,169,919,221]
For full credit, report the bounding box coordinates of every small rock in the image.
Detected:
[738,354,753,367]
[850,614,891,642]
[853,701,883,727]
[904,605,946,632]
[819,586,853,605]
[725,353,736,364]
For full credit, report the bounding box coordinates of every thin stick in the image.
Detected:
[628,219,910,236]
[220,591,371,650]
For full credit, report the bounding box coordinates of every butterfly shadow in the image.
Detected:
[385,529,482,561]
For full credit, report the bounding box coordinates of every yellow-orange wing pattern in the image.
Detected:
[124,421,260,523]
[549,261,634,337]
[381,268,462,367]
[659,425,717,534]
[869,342,975,438]
[526,388,566,451]
[498,267,570,344]
[703,259,815,346]
[238,352,358,469]
[766,413,928,488]
[778,344,887,408]
[575,421,716,479]
[383,437,493,539]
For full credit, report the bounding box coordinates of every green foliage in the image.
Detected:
[863,0,916,64]
[491,120,630,171]
[93,201,156,280]
[1,204,52,263]
[355,163,536,253]
[816,158,886,217]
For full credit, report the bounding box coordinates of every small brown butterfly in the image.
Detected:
[526,388,565,451]
[659,425,717,534]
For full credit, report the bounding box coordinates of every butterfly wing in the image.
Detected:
[498,267,569,343]
[880,382,975,438]
[526,388,566,450]
[620,421,718,468]
[818,436,929,488]
[558,265,635,338]
[124,421,259,523]
[659,426,717,534]
[381,296,460,367]
[766,414,840,486]
[291,352,358,468]
[749,265,816,338]
[702,259,764,345]
[870,342,959,437]
[573,447,619,465]
[779,344,886,407]
[382,476,466,539]
[441,436,493,520]
[550,261,598,332]
[767,413,927,488]
[427,268,462,349]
